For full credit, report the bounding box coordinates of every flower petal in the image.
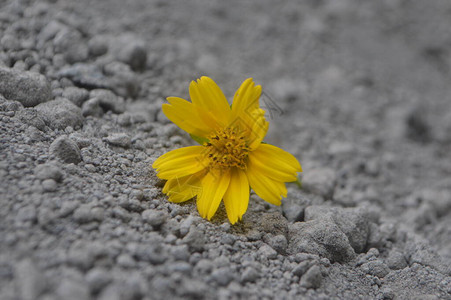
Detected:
[231,78,262,117]
[246,160,287,206]
[162,97,212,137]
[152,146,208,180]
[197,169,231,220]
[223,168,249,224]
[163,171,204,203]
[229,78,268,149]
[189,77,231,127]
[248,144,302,182]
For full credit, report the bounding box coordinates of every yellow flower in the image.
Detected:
[152,76,302,224]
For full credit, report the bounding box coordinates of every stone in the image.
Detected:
[104,133,131,148]
[210,267,234,286]
[35,98,83,130]
[0,67,51,107]
[302,168,336,199]
[15,108,46,131]
[182,226,205,253]
[34,162,63,182]
[49,136,82,164]
[89,89,125,114]
[88,36,109,57]
[62,86,89,107]
[257,212,289,238]
[73,204,104,223]
[103,61,140,98]
[57,63,111,90]
[15,259,46,300]
[240,267,260,283]
[360,260,390,278]
[304,206,370,253]
[42,179,57,192]
[56,278,89,300]
[300,265,322,289]
[110,34,147,71]
[53,27,88,63]
[282,196,307,222]
[265,234,288,254]
[81,98,104,117]
[258,244,278,260]
[386,249,408,270]
[292,261,311,277]
[85,268,112,294]
[288,218,355,263]
[142,209,167,227]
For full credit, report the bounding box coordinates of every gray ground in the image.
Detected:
[1,0,451,299]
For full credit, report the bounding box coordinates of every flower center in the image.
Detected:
[203,127,249,169]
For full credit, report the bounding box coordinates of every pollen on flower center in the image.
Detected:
[203,127,249,169]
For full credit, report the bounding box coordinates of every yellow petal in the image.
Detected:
[247,112,269,150]
[248,144,302,182]
[152,146,208,180]
[163,171,204,203]
[196,169,231,220]
[223,168,249,224]
[229,78,268,148]
[162,97,212,137]
[231,78,262,117]
[246,160,287,206]
[189,77,231,127]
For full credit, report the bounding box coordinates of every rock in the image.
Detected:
[73,204,104,223]
[360,260,390,278]
[292,261,311,277]
[288,218,356,263]
[85,268,112,294]
[130,244,167,265]
[15,108,46,131]
[405,235,449,274]
[282,194,309,222]
[104,133,131,148]
[62,86,89,107]
[42,178,57,192]
[58,63,111,90]
[81,98,104,117]
[88,36,109,57]
[302,168,336,199]
[258,244,278,260]
[15,259,46,300]
[304,206,370,253]
[183,226,205,252]
[257,212,289,238]
[240,267,260,283]
[49,136,82,164]
[300,265,322,289]
[0,67,51,107]
[112,206,132,223]
[103,61,140,98]
[210,267,234,286]
[405,107,431,143]
[34,162,63,182]
[56,278,90,300]
[35,98,83,130]
[386,249,408,270]
[264,234,288,254]
[142,209,167,227]
[53,27,88,63]
[110,34,147,71]
[89,89,125,114]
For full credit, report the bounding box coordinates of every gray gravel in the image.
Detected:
[1,0,450,299]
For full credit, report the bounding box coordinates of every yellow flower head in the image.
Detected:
[152,76,302,224]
